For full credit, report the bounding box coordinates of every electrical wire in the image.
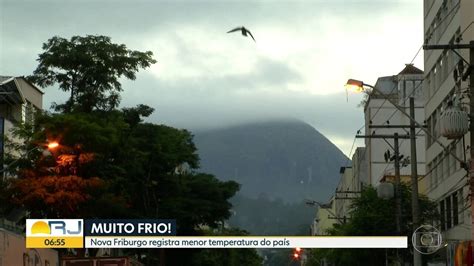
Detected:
[375,127,424,182]
[350,29,426,173]
[344,0,462,179]
[459,20,474,39]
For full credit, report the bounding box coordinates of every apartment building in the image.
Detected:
[0,227,59,266]
[311,147,368,236]
[311,196,336,236]
[364,65,425,186]
[0,76,43,225]
[423,0,473,244]
[0,76,43,123]
[0,76,43,173]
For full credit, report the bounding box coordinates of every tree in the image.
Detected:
[29,35,156,112]
[3,34,260,265]
[306,185,439,266]
[7,111,128,218]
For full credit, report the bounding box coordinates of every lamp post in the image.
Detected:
[0,141,59,174]
[305,199,344,224]
[346,79,422,266]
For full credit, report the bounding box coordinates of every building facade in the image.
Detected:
[312,147,369,236]
[423,0,474,246]
[0,228,59,266]
[364,65,426,186]
[311,196,337,236]
[0,76,43,176]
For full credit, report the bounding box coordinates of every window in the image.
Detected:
[449,144,456,175]
[426,162,432,183]
[439,189,463,231]
[443,153,449,180]
[456,141,464,169]
[446,196,452,229]
[424,75,431,99]
[437,155,444,184]
[432,110,438,140]
[440,200,446,231]
[452,191,458,226]
[431,157,438,187]
[426,117,432,145]
[429,70,435,96]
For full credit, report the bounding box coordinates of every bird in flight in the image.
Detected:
[227,26,256,42]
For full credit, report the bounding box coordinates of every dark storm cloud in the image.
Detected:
[0,0,422,155]
[168,57,302,94]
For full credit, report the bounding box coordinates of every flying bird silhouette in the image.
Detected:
[227,26,256,42]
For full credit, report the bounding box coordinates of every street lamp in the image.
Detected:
[345,79,367,93]
[305,199,343,224]
[345,78,373,89]
[47,141,59,150]
[0,141,59,174]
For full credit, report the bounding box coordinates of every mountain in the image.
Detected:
[193,119,348,203]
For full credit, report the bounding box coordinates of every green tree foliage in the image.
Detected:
[306,185,439,266]
[229,194,314,235]
[29,35,156,112]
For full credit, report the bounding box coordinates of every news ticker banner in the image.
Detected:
[26,219,407,249]
[26,219,176,248]
[85,236,407,249]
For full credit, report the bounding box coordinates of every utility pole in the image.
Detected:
[393,133,402,234]
[409,97,422,266]
[470,41,474,242]
[369,118,426,266]
[356,133,408,265]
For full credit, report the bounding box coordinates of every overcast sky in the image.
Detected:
[0,0,424,157]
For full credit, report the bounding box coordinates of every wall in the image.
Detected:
[0,228,59,266]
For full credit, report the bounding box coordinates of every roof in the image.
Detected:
[0,76,12,83]
[0,77,25,105]
[0,75,44,95]
[398,64,423,75]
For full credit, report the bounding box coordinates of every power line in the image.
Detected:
[375,127,424,182]
[360,0,461,147]
[344,1,460,174]
[350,34,426,170]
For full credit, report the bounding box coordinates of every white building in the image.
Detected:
[0,76,43,124]
[311,147,369,236]
[423,0,473,246]
[0,227,58,266]
[0,76,43,173]
[0,76,43,225]
[311,196,337,236]
[364,64,425,186]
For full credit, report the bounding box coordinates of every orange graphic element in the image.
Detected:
[31,221,50,234]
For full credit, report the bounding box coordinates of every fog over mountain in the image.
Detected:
[193,119,348,203]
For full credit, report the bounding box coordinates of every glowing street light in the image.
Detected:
[345,78,375,93]
[47,141,59,150]
[0,141,60,173]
